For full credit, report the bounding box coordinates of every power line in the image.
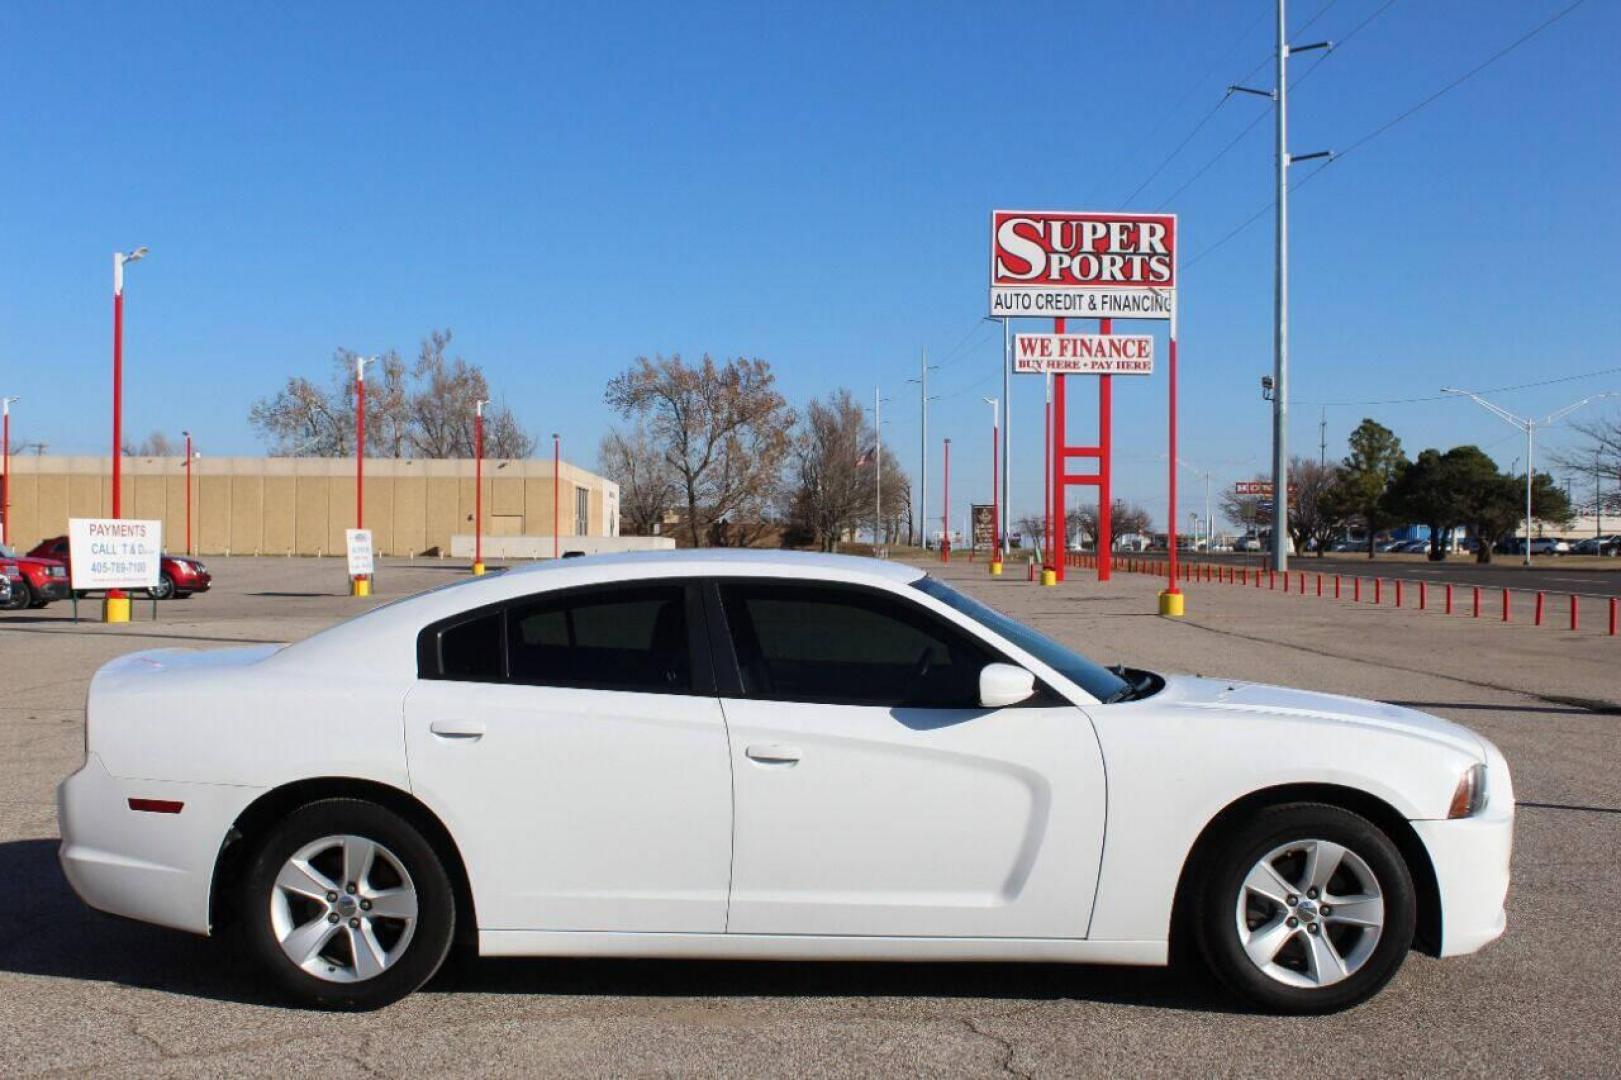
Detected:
[1154,0,1400,211]
[1295,365,1621,408]
[1182,0,1587,272]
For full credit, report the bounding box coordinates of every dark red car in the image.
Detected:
[28,536,212,601]
[0,544,72,610]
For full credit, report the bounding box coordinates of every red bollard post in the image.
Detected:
[1534,591,1545,626]
[1445,583,1453,615]
[1374,579,1382,605]
[1394,580,1402,607]
[1418,582,1427,610]
[1569,594,1578,632]
[1316,574,1323,597]
[1610,598,1618,636]
[1299,571,1306,595]
[1502,589,1511,622]
[1269,570,1276,590]
[1334,574,1342,599]
[1473,586,1481,618]
[1353,578,1361,602]
[1283,571,1289,593]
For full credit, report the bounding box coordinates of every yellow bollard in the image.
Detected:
[102,594,131,623]
[1158,589,1185,617]
[1040,568,1057,587]
[352,576,372,597]
[989,560,1003,576]
[472,562,486,576]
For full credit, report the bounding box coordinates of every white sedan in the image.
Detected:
[58,551,1512,1012]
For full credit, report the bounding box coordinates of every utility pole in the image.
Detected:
[874,386,889,548]
[1232,0,1331,573]
[1319,406,1327,467]
[1442,388,1616,566]
[908,349,939,550]
[0,397,15,547]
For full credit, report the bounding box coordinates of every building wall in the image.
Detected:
[0,456,619,556]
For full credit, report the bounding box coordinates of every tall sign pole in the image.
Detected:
[1001,318,1012,550]
[1164,307,1181,610]
[352,355,372,597]
[553,433,561,558]
[106,247,147,623]
[473,400,488,575]
[1270,0,1290,574]
[183,430,193,556]
[0,397,14,546]
[941,438,951,563]
[984,396,1001,574]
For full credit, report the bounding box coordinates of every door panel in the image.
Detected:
[405,680,733,932]
[711,579,1105,939]
[722,698,1102,937]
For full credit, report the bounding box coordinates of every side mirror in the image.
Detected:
[979,662,1036,709]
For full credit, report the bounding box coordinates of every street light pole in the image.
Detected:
[0,397,16,547]
[942,437,951,564]
[473,400,489,575]
[553,433,561,559]
[1442,388,1616,565]
[106,247,148,623]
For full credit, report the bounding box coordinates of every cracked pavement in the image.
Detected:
[1,555,1617,1076]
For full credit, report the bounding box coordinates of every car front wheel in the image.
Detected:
[239,798,456,1010]
[149,573,175,600]
[1193,802,1416,1014]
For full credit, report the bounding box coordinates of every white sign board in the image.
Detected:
[990,210,1177,320]
[345,529,375,578]
[68,518,163,591]
[1013,333,1155,375]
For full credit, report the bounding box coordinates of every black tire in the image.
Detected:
[23,582,47,609]
[149,573,175,600]
[2,582,27,610]
[238,798,456,1010]
[1192,802,1415,1014]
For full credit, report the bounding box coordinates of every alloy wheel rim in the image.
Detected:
[270,834,419,983]
[1235,838,1384,989]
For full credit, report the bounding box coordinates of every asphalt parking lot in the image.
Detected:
[1,554,1617,1076]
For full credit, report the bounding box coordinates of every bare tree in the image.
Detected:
[249,330,533,459]
[125,431,174,456]
[604,354,794,548]
[599,422,678,536]
[788,389,871,552]
[1287,457,1347,556]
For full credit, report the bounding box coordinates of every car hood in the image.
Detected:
[1157,674,1486,760]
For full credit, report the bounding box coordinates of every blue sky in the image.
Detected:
[2,0,1617,532]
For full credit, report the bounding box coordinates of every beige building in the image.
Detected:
[0,455,620,557]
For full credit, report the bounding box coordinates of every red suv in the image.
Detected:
[27,536,212,600]
[0,544,72,610]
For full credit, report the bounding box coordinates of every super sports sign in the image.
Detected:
[990,210,1176,320]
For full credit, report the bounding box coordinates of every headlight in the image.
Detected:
[1447,762,1487,818]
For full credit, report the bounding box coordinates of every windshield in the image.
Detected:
[912,575,1131,703]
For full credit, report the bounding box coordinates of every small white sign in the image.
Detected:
[1012,333,1155,375]
[68,518,163,591]
[345,529,375,578]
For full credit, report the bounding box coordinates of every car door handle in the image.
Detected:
[429,719,486,740]
[745,744,802,765]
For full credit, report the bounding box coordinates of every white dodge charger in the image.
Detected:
[58,551,1512,1011]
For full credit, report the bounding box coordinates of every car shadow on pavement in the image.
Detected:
[430,955,1238,1013]
[0,838,274,1007]
[2,837,1238,1014]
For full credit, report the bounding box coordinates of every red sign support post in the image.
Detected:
[941,438,951,564]
[1048,318,1115,584]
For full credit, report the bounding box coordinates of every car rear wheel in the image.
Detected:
[239,798,456,1010]
[1193,802,1415,1014]
[1,582,26,611]
[149,572,175,600]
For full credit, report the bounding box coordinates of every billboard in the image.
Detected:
[990,210,1176,320]
[1233,481,1273,497]
[1013,333,1154,375]
[68,518,163,591]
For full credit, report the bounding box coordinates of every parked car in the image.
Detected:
[27,535,212,599]
[0,570,11,608]
[1524,537,1569,556]
[1236,535,1263,551]
[0,544,71,609]
[60,550,1513,1014]
[1571,535,1621,556]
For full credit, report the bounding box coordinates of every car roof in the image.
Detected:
[275,549,928,673]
